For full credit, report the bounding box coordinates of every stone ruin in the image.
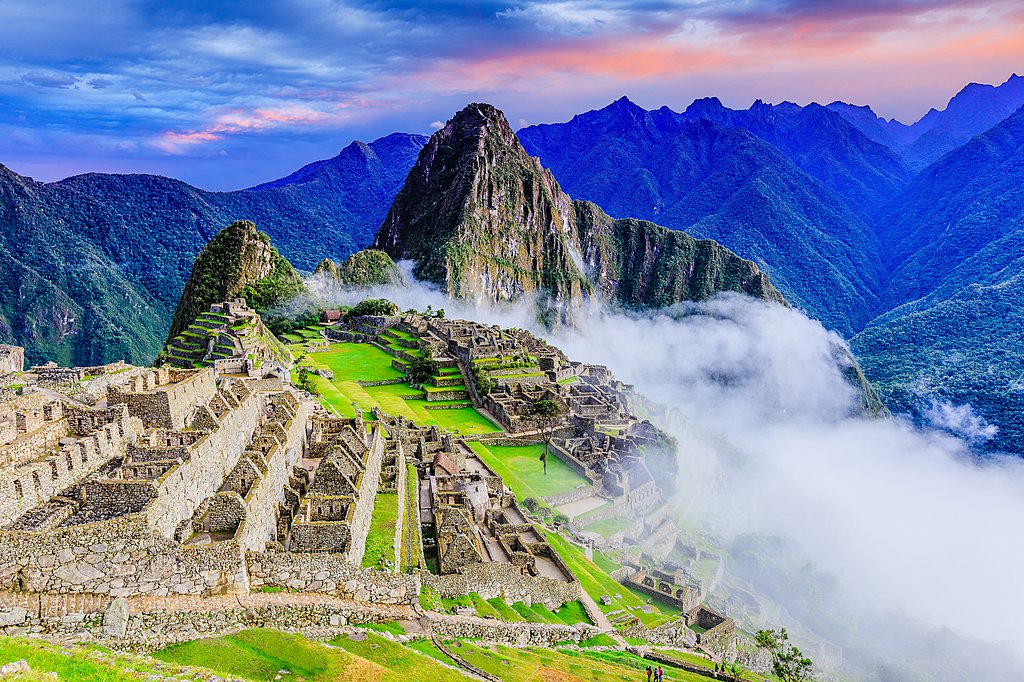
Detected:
[162,299,289,382]
[0,345,25,375]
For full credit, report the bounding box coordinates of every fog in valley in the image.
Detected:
[293,269,1024,680]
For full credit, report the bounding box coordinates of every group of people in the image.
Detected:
[645,665,665,681]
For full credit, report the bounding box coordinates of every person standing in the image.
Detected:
[645,665,653,682]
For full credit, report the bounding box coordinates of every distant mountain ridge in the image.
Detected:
[0,132,424,366]
[517,97,887,335]
[827,73,1024,168]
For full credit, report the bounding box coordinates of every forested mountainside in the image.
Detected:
[0,133,424,366]
[518,98,885,334]
[852,107,1024,453]
[827,73,1024,169]
[373,103,783,321]
[518,89,1024,453]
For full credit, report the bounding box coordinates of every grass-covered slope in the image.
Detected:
[165,220,305,345]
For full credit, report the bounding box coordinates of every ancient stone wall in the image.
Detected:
[246,551,420,604]
[0,346,24,374]
[143,392,260,539]
[343,426,386,565]
[421,562,581,609]
[108,369,216,430]
[0,514,246,597]
[0,407,133,528]
[234,398,311,550]
[429,613,600,646]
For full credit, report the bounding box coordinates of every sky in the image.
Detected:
[1,0,1022,190]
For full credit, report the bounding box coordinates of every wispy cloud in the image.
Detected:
[0,0,1021,188]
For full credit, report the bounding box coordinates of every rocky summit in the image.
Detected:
[374,103,783,319]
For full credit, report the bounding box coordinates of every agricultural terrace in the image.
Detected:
[468,442,588,500]
[290,339,500,433]
[545,532,682,628]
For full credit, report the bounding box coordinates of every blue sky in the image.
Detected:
[1,0,1022,189]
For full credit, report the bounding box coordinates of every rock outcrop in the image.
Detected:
[373,103,784,318]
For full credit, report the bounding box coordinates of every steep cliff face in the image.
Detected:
[165,220,305,346]
[574,201,784,308]
[374,103,784,314]
[374,103,591,313]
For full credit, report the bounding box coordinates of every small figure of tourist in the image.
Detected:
[657,666,664,681]
[645,665,653,682]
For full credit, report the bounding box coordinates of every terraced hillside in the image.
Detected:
[161,302,291,370]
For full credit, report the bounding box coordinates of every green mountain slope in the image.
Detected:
[374,103,784,317]
[165,220,305,345]
[0,133,424,365]
[517,99,884,335]
[853,107,1024,451]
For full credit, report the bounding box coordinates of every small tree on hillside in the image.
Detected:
[407,357,439,386]
[526,399,565,475]
[755,628,814,682]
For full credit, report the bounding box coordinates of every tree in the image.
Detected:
[407,357,439,386]
[344,298,398,320]
[525,399,564,475]
[755,628,814,682]
[295,354,317,394]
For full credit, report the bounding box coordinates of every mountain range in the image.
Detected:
[1,75,1022,451]
[0,133,424,366]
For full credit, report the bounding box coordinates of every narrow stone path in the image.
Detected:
[577,590,626,647]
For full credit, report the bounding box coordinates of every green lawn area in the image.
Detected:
[154,628,371,681]
[583,517,636,538]
[436,592,590,625]
[330,632,471,682]
[363,493,399,568]
[545,532,680,628]
[400,463,422,572]
[294,342,500,434]
[452,642,713,682]
[427,407,501,434]
[0,636,189,681]
[404,639,461,667]
[469,442,587,500]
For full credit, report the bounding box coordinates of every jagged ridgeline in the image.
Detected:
[373,103,784,318]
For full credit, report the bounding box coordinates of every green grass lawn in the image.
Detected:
[0,636,189,681]
[295,342,500,434]
[330,632,471,682]
[363,493,399,568]
[404,639,461,667]
[427,407,501,434]
[582,517,636,538]
[545,532,680,628]
[154,628,370,681]
[452,642,712,682]
[438,592,590,625]
[469,442,587,500]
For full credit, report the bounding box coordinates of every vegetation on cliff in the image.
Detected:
[165,220,305,348]
[374,103,784,317]
[312,249,405,288]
